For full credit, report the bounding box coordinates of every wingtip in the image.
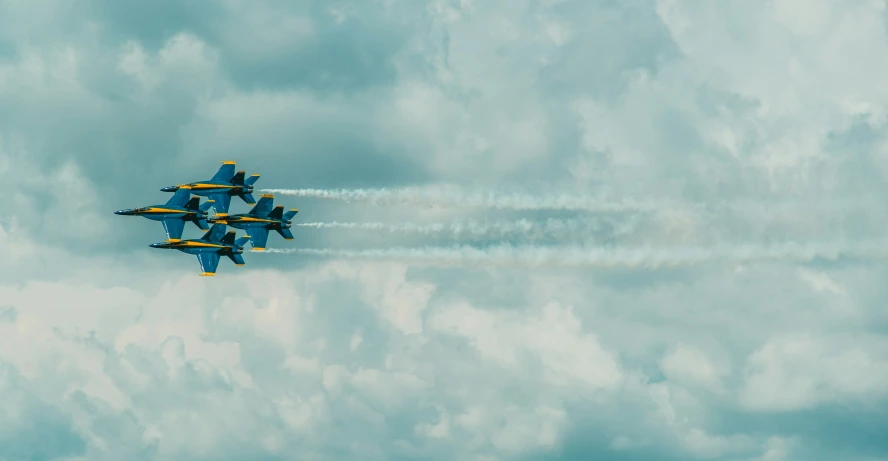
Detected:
[236,264,245,266]
[259,194,274,198]
[166,238,181,243]
[199,272,216,276]
[221,160,235,165]
[253,247,265,251]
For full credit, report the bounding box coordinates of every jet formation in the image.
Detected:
[115,161,299,275]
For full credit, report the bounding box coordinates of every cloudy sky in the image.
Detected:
[3,0,888,460]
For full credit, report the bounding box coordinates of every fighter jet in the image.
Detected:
[208,193,297,251]
[160,161,260,216]
[114,186,215,241]
[149,223,250,276]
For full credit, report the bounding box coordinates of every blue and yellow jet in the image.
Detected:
[160,161,260,216]
[114,186,215,241]
[149,223,250,276]
[208,193,297,251]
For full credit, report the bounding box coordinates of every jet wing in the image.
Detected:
[162,218,185,241]
[209,193,232,215]
[248,195,274,217]
[201,223,227,243]
[249,227,269,250]
[197,252,220,276]
[165,187,192,207]
[211,162,236,182]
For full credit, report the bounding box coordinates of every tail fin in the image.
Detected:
[227,253,246,266]
[230,171,246,185]
[184,197,200,210]
[244,174,260,186]
[276,228,294,240]
[267,206,284,220]
[283,209,298,221]
[221,231,236,245]
[238,192,257,205]
[199,200,215,212]
[234,236,251,247]
[165,186,192,207]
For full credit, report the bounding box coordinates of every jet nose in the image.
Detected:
[115,209,131,215]
[160,186,179,192]
[149,243,161,248]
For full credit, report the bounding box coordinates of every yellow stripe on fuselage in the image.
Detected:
[232,217,278,223]
[145,207,190,214]
[190,183,237,189]
[171,241,225,248]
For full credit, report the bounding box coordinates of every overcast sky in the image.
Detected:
[2,1,888,460]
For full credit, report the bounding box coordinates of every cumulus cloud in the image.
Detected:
[2,0,888,460]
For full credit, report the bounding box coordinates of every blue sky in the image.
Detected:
[2,0,888,460]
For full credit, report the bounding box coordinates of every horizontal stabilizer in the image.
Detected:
[244,174,260,186]
[193,219,209,231]
[283,209,298,221]
[267,206,284,220]
[276,228,294,240]
[239,192,256,206]
[228,253,246,266]
[199,200,215,212]
[234,236,251,247]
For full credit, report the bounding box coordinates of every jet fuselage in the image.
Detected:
[209,214,292,230]
[160,182,254,198]
[114,205,208,222]
[149,239,243,256]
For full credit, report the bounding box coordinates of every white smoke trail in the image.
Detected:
[260,186,883,218]
[259,186,664,212]
[295,218,637,241]
[253,241,888,269]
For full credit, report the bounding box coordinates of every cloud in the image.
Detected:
[740,334,888,412]
[3,0,888,460]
